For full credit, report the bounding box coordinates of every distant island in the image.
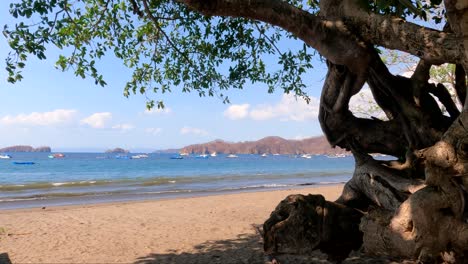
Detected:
[179,136,348,155]
[105,147,130,154]
[0,145,51,152]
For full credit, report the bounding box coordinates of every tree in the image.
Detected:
[4,0,468,262]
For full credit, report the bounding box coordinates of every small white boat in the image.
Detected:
[326,154,347,158]
[0,154,12,159]
[179,152,189,156]
[261,153,268,157]
[196,154,209,159]
[301,154,312,159]
[273,153,280,156]
[210,152,217,157]
[226,154,238,158]
[131,154,149,159]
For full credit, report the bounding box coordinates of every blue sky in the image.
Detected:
[0,2,335,152]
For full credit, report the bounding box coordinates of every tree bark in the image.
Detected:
[180,0,463,70]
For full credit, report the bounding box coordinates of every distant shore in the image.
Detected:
[0,185,344,263]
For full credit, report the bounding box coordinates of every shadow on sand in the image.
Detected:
[134,229,411,264]
[135,233,265,264]
[0,253,12,264]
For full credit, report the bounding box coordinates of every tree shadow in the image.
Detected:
[135,233,266,264]
[133,230,397,264]
[0,253,12,264]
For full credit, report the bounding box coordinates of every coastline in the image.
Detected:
[0,181,347,210]
[0,185,344,263]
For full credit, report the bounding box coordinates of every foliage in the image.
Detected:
[3,0,448,109]
[362,0,445,23]
[4,0,317,109]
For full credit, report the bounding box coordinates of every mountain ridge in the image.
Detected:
[0,145,51,152]
[180,135,347,155]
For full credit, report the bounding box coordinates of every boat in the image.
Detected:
[131,154,149,159]
[196,154,209,159]
[170,155,183,160]
[261,153,268,157]
[210,152,217,157]
[326,153,347,158]
[273,153,280,156]
[13,161,35,165]
[226,154,238,158]
[115,155,130,159]
[0,154,12,159]
[49,153,65,159]
[301,154,312,159]
[179,152,189,156]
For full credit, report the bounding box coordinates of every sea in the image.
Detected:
[0,153,355,209]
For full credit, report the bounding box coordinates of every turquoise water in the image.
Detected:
[0,153,355,209]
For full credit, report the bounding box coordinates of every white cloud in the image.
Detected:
[112,123,134,132]
[294,135,311,140]
[223,104,250,120]
[229,94,320,122]
[180,126,208,136]
[0,109,77,126]
[349,88,387,119]
[250,106,275,121]
[80,112,112,128]
[144,107,172,115]
[145,127,162,135]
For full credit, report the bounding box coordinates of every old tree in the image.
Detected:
[4,0,468,262]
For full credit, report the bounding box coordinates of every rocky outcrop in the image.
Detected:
[0,145,51,152]
[180,136,348,155]
[105,147,129,154]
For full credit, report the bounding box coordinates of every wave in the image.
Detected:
[0,180,114,191]
[0,180,348,204]
[0,171,352,192]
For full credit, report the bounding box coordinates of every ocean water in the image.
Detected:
[0,153,355,209]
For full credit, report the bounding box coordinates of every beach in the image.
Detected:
[0,185,344,264]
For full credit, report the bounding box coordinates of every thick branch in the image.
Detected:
[455,64,467,107]
[320,0,462,65]
[318,61,408,155]
[444,0,468,71]
[367,56,450,148]
[429,83,460,119]
[181,0,461,66]
[353,13,460,65]
[337,154,425,211]
[179,0,366,76]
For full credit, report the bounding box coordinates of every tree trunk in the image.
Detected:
[263,44,468,264]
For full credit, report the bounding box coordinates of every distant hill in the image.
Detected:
[153,148,181,154]
[180,136,348,155]
[0,145,51,152]
[105,147,129,154]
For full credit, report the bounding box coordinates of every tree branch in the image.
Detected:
[179,0,373,76]
[350,12,460,65]
[429,83,460,119]
[454,64,467,107]
[180,0,461,66]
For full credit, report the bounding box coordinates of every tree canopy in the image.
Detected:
[4,0,464,108]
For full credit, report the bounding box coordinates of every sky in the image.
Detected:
[0,2,374,152]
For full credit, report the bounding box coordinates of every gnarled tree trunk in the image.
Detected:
[260,0,468,262]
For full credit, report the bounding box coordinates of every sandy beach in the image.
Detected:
[0,185,345,264]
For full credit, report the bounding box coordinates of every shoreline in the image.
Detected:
[0,181,346,210]
[0,184,344,263]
